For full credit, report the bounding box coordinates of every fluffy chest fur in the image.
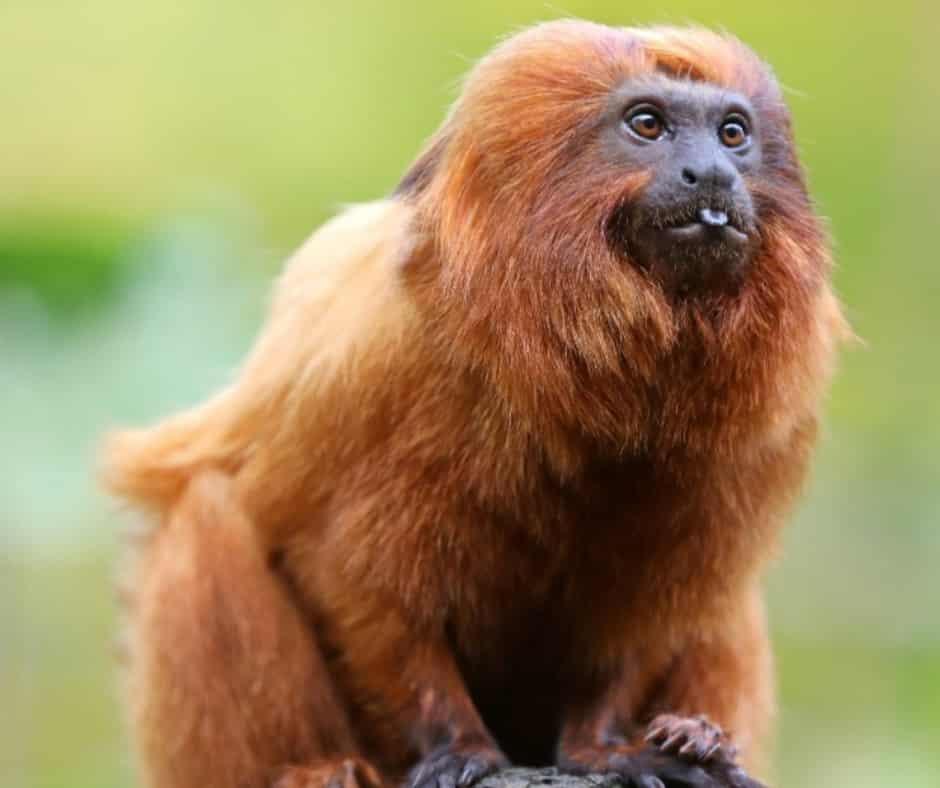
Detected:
[285,396,810,657]
[278,266,828,652]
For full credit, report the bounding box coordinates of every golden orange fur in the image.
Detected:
[103,20,847,788]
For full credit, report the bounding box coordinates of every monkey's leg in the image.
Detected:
[309,552,510,788]
[126,471,382,788]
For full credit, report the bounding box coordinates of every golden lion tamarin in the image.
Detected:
[102,20,847,788]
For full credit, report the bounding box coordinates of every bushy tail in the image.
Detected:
[100,389,244,515]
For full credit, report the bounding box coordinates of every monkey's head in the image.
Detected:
[601,73,761,295]
[400,21,842,453]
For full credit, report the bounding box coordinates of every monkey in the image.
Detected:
[101,20,849,788]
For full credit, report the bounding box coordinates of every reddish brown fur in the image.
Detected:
[102,20,847,788]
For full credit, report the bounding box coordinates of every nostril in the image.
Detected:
[681,168,697,186]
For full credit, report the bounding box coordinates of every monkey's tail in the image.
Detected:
[99,389,245,516]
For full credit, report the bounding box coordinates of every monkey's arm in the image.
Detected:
[557,586,770,788]
[643,585,773,775]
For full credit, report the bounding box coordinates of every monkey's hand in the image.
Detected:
[643,714,765,787]
[405,742,509,788]
[644,714,738,766]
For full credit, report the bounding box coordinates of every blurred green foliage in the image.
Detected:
[2,1,938,787]
[0,220,131,319]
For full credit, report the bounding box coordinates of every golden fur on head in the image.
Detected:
[401,20,843,455]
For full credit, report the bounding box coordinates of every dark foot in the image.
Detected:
[405,746,509,788]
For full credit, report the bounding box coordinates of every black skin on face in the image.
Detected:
[600,76,763,295]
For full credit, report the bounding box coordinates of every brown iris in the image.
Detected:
[626,108,667,141]
[719,116,750,148]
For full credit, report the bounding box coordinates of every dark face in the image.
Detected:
[602,76,762,295]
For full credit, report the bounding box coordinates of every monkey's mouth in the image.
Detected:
[611,202,756,295]
[660,208,750,247]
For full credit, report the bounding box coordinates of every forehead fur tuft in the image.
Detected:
[632,26,777,95]
[457,21,780,120]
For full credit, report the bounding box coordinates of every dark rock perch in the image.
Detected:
[477,769,624,788]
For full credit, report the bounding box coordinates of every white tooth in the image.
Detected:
[699,208,729,227]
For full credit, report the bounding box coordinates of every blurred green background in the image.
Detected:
[2,1,938,786]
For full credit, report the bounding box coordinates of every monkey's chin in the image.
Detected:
[630,222,754,296]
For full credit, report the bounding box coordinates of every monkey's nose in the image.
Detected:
[679,160,737,191]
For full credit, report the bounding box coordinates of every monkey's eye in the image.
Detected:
[719,115,751,148]
[625,107,667,141]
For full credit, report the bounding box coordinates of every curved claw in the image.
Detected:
[678,740,700,758]
[660,732,685,752]
[704,742,722,761]
[457,758,495,787]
